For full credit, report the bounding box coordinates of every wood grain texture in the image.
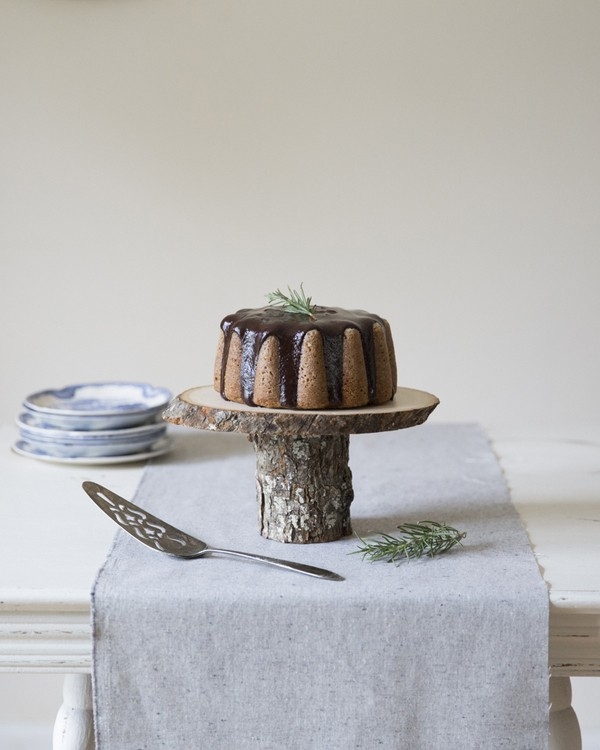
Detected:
[162,385,439,437]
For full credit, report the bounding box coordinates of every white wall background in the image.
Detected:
[2,0,599,433]
[1,0,599,745]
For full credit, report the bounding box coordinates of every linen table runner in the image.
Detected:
[92,424,549,749]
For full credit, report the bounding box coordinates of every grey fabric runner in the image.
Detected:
[92,423,549,749]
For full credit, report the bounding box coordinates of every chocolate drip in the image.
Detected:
[219,306,390,408]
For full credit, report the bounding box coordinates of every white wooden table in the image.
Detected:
[1,423,598,749]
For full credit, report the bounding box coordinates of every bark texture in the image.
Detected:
[252,433,353,543]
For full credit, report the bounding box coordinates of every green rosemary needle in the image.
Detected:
[353,521,466,565]
[266,284,317,319]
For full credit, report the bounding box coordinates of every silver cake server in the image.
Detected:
[82,481,344,581]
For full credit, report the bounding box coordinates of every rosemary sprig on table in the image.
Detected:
[266,284,317,319]
[353,521,466,565]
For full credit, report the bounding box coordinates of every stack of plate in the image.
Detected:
[13,381,173,464]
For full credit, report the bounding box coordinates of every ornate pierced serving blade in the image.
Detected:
[82,480,206,556]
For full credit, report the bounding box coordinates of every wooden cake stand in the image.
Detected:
[163,386,439,544]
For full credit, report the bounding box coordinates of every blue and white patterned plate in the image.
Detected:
[13,429,167,459]
[23,382,172,430]
[17,411,166,443]
[12,435,174,464]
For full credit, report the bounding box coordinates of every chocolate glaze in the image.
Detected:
[219,306,393,408]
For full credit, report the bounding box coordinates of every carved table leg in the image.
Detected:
[549,676,582,750]
[52,673,95,750]
[252,433,353,543]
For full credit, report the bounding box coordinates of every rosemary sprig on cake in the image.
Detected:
[353,521,466,564]
[266,284,317,319]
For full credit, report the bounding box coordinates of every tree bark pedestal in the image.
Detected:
[162,386,439,544]
[252,433,353,543]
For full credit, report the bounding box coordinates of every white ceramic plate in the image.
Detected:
[23,382,172,430]
[12,436,174,465]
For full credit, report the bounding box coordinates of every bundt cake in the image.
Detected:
[214,299,397,410]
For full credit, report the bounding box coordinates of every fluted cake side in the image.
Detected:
[214,305,397,410]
